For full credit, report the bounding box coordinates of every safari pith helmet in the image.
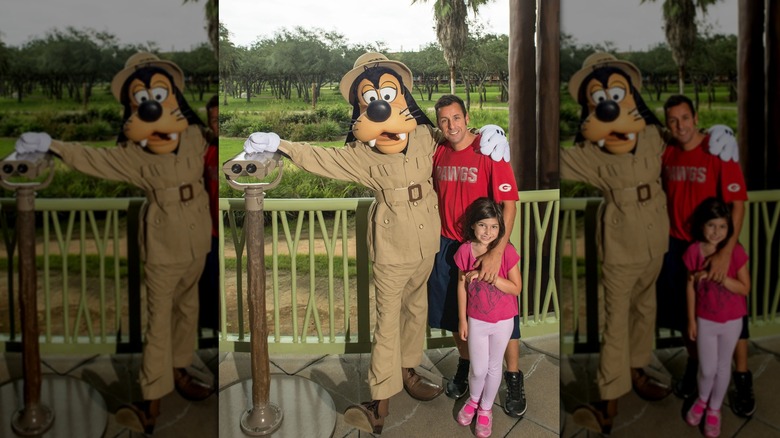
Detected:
[339,52,413,102]
[568,52,642,100]
[110,52,185,102]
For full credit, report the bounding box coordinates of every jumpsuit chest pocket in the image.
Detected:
[140,156,203,185]
[597,154,661,187]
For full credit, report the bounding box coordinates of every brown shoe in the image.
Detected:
[173,367,214,401]
[116,399,160,435]
[344,399,389,434]
[402,368,444,401]
[631,368,671,401]
[572,399,617,435]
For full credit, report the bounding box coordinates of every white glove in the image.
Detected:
[707,124,739,162]
[478,125,510,162]
[244,132,280,153]
[15,132,52,154]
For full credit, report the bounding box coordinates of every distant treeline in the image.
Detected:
[0,27,218,104]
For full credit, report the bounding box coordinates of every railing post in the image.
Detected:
[354,200,371,349]
[123,199,143,352]
[582,199,601,353]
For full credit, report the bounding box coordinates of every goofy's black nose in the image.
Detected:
[138,100,163,122]
[366,100,391,123]
[595,100,620,123]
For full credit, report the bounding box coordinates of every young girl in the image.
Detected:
[454,198,522,438]
[683,197,750,437]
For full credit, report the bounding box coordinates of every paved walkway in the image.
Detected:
[220,333,560,437]
[0,333,558,437]
[561,334,780,437]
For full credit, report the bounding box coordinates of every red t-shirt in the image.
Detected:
[683,242,748,323]
[433,134,519,241]
[454,242,520,323]
[662,134,748,241]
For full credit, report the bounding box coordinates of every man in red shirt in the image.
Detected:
[657,94,754,417]
[427,94,526,418]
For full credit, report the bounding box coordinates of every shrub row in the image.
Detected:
[220,106,353,142]
[0,110,122,141]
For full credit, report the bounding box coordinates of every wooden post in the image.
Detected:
[767,1,780,189]
[538,0,560,190]
[510,0,538,191]
[738,0,766,189]
[239,186,282,436]
[12,187,54,436]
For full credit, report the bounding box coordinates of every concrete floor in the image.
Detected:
[0,332,559,437]
[561,334,780,438]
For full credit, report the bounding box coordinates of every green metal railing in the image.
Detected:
[220,190,561,354]
[561,190,780,354]
[1,198,144,354]
[1,190,561,354]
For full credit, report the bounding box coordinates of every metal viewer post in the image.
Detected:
[1,151,55,436]
[223,151,284,435]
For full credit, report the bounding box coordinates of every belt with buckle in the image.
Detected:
[609,183,653,204]
[151,182,199,204]
[379,179,430,203]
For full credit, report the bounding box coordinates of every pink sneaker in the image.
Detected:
[704,409,721,437]
[457,399,479,426]
[685,398,707,426]
[475,408,492,438]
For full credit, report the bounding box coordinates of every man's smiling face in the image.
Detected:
[437,102,471,150]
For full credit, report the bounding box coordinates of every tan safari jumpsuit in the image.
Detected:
[560,125,670,400]
[51,124,211,400]
[278,124,441,400]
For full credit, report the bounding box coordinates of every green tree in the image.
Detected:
[641,0,722,94]
[218,22,240,105]
[398,44,447,101]
[460,31,508,109]
[411,0,495,95]
[626,43,676,102]
[169,43,218,101]
[183,0,218,58]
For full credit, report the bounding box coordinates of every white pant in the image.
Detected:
[467,317,514,409]
[696,316,742,410]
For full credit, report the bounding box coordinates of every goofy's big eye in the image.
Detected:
[590,90,607,104]
[133,90,150,103]
[362,89,379,103]
[379,87,397,102]
[150,87,169,102]
[608,87,626,102]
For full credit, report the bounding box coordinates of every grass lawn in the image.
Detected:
[221,82,510,113]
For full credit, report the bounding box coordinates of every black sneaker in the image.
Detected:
[673,358,698,399]
[445,358,469,399]
[729,371,756,418]
[503,370,527,418]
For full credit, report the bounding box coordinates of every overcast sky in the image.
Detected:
[221,0,510,52]
[220,0,737,52]
[561,0,738,52]
[1,0,209,51]
[1,0,738,54]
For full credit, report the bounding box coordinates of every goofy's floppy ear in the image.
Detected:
[402,86,434,128]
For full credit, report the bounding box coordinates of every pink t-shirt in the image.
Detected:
[433,134,519,241]
[453,242,520,323]
[682,242,749,323]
